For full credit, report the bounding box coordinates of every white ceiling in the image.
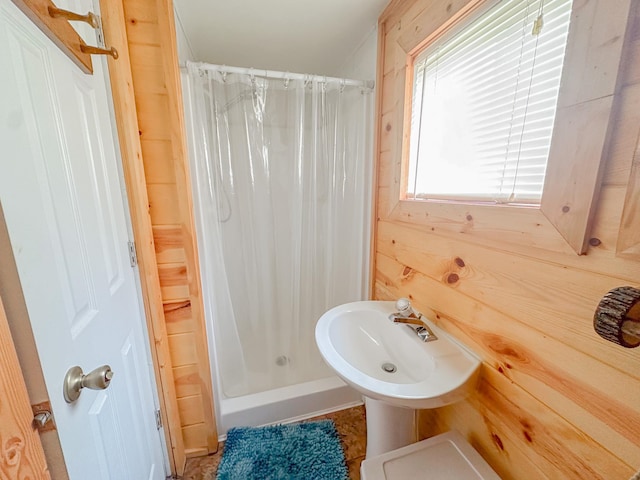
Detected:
[173,0,389,77]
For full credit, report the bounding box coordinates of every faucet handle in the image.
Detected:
[395,298,413,317]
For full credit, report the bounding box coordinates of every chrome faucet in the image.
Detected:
[389,298,438,342]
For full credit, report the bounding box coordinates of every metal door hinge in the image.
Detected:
[155,409,163,430]
[128,241,137,267]
[94,14,106,48]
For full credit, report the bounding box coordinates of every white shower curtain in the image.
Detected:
[185,63,373,398]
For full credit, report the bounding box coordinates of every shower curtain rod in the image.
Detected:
[180,61,374,89]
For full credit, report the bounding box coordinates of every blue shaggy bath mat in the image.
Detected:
[216,419,348,480]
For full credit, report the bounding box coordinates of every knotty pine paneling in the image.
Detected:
[128,44,164,68]
[167,332,199,367]
[142,140,176,184]
[177,395,206,427]
[158,263,188,288]
[147,186,181,225]
[375,253,640,461]
[124,22,161,47]
[181,424,208,457]
[154,226,186,264]
[131,64,168,95]
[122,2,158,23]
[161,285,191,303]
[374,0,640,478]
[164,301,195,335]
[0,297,50,480]
[173,364,203,398]
[377,216,640,379]
[136,93,172,141]
[123,0,217,456]
[423,367,635,480]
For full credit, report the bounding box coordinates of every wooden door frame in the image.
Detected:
[0,293,50,479]
[99,0,218,468]
[98,0,187,474]
[0,205,68,479]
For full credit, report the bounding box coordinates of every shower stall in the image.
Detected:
[182,62,373,435]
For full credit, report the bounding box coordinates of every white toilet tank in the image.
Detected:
[360,430,501,479]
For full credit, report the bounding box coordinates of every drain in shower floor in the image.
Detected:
[275,355,290,366]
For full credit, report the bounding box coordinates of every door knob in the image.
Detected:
[63,365,113,403]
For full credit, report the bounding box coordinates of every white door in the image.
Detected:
[0,1,166,479]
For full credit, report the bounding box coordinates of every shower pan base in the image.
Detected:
[217,376,362,439]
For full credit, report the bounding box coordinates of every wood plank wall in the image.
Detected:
[0,295,50,479]
[120,0,217,457]
[374,1,640,479]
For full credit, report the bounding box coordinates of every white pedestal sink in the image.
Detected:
[315,301,481,457]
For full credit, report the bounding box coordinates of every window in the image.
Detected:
[407,0,573,204]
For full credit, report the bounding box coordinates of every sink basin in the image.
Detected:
[315,301,481,409]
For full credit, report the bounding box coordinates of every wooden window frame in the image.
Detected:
[617,129,640,259]
[380,0,633,255]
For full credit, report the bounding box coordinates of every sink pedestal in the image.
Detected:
[365,397,416,457]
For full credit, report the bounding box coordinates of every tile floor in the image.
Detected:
[182,405,367,480]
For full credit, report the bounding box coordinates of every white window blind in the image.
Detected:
[408,0,573,204]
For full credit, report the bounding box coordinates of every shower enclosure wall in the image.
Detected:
[182,62,373,435]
